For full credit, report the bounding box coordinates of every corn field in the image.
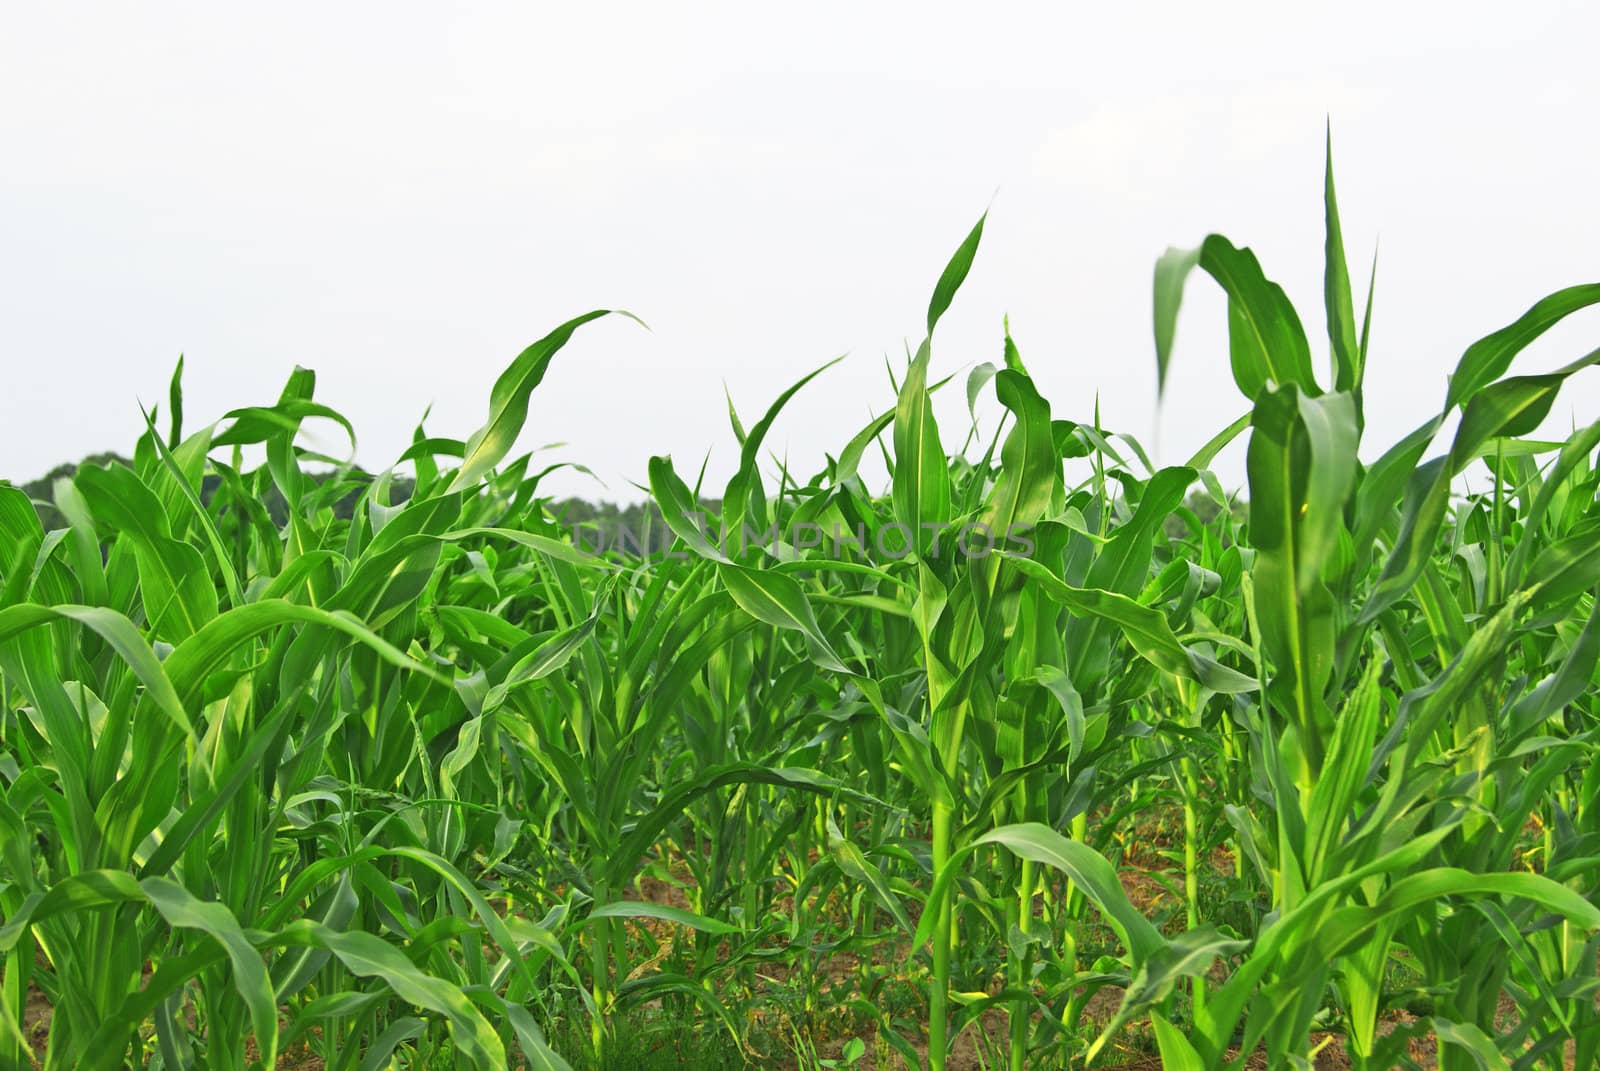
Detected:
[3,148,1600,1071]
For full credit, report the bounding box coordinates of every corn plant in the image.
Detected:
[2,135,1599,1071]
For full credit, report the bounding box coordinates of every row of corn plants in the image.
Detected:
[3,142,1599,1069]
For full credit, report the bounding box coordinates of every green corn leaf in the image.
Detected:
[584,901,740,936]
[828,816,915,937]
[605,764,871,888]
[1429,1019,1513,1071]
[1246,386,1358,767]
[450,310,628,492]
[648,455,730,563]
[274,922,507,1071]
[1446,283,1600,410]
[165,354,185,449]
[1304,658,1384,879]
[1011,557,1256,693]
[1199,235,1320,401]
[0,870,144,952]
[979,369,1057,552]
[162,598,446,711]
[1150,1011,1207,1070]
[927,213,986,335]
[1522,530,1600,606]
[1363,348,1600,621]
[0,603,191,737]
[892,341,951,560]
[721,355,843,546]
[1152,245,1201,399]
[74,462,218,641]
[355,1018,427,1071]
[141,878,278,1071]
[1323,128,1361,397]
[965,361,998,425]
[913,822,1165,964]
[717,562,850,674]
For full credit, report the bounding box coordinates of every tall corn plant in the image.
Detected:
[1082,137,1600,1068]
[0,312,627,1070]
[3,135,1599,1071]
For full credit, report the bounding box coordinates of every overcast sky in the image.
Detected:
[3,3,1597,501]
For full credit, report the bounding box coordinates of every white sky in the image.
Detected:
[3,3,1598,502]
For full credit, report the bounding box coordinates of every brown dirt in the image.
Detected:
[23,983,50,1059]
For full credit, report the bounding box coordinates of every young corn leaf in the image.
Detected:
[450,310,627,492]
[1446,283,1600,409]
[716,562,850,674]
[892,341,951,560]
[1153,245,1201,399]
[1200,235,1320,401]
[927,213,986,335]
[584,901,741,936]
[1246,386,1358,770]
[1323,128,1361,398]
[1011,557,1256,693]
